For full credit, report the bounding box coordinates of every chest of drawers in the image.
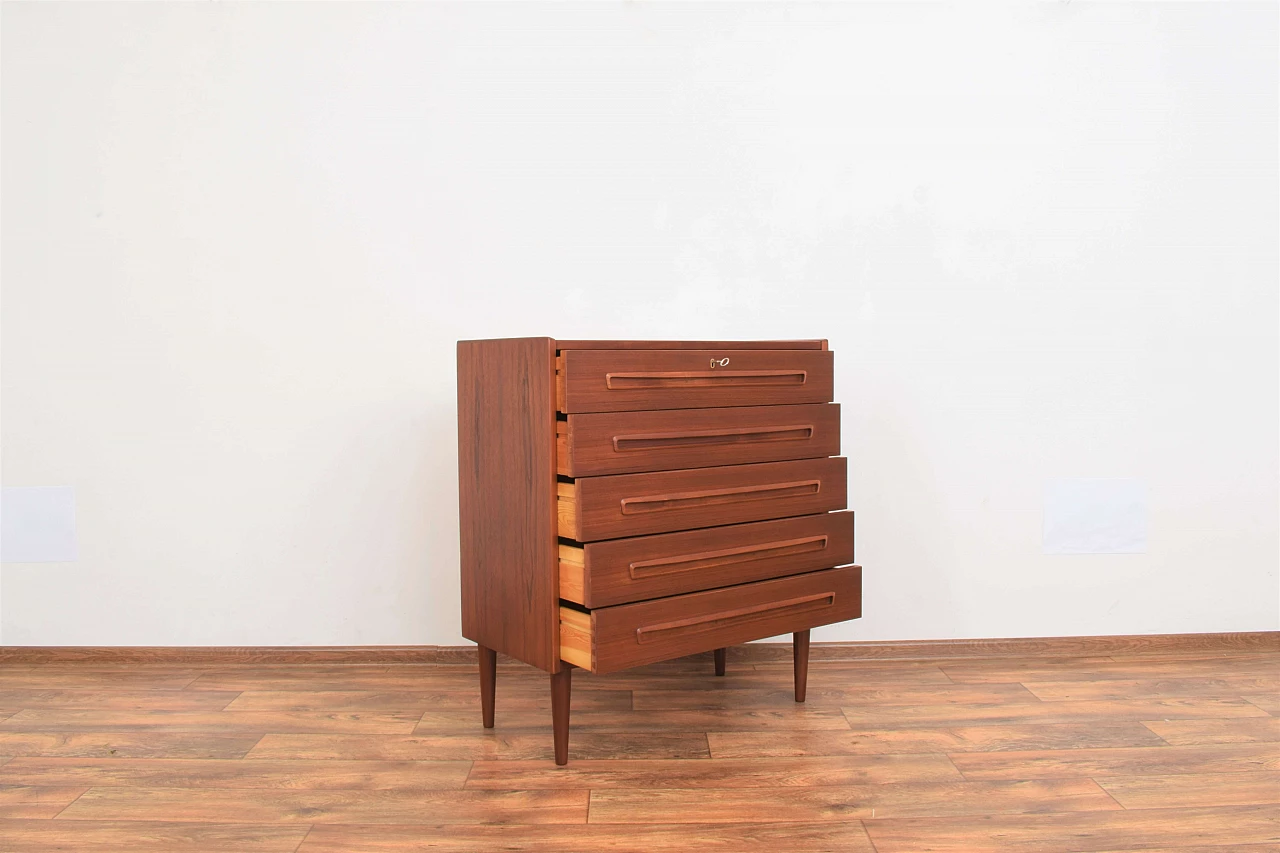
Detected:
[458,338,861,764]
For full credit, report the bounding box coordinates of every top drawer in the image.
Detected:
[557,349,834,413]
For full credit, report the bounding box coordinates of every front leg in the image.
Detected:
[551,664,573,765]
[793,630,810,702]
[478,645,497,728]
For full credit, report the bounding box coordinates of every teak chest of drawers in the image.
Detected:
[457,338,861,764]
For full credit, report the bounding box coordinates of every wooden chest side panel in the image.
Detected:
[457,337,559,673]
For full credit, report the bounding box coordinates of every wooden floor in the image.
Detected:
[0,647,1277,852]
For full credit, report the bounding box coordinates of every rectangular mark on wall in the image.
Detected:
[1043,478,1147,555]
[1,486,78,563]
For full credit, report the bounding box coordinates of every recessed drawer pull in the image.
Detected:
[605,370,807,390]
[628,535,830,579]
[612,424,814,453]
[635,592,837,644]
[620,480,821,515]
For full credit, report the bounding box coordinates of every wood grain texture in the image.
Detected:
[0,820,311,852]
[1143,717,1280,745]
[0,757,472,790]
[463,754,964,789]
[862,804,1280,853]
[559,404,840,476]
[56,786,590,825]
[567,457,847,541]
[949,743,1280,779]
[298,821,876,852]
[568,512,854,608]
[585,778,1121,823]
[0,648,1275,851]
[457,337,559,673]
[0,785,87,818]
[707,722,1172,757]
[558,348,834,413]
[1095,771,1280,809]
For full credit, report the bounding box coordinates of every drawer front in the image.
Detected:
[562,457,847,542]
[557,349,834,413]
[561,565,862,674]
[560,512,854,607]
[558,404,840,477]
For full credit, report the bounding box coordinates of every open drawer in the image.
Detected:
[560,511,854,607]
[559,565,861,674]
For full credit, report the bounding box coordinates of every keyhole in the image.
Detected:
[710,357,730,369]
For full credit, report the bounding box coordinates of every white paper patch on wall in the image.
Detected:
[1,487,78,563]
[1043,478,1147,555]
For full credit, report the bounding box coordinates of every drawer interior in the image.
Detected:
[559,543,585,605]
[559,606,593,670]
[557,481,577,540]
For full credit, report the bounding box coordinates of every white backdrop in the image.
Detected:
[3,2,1276,645]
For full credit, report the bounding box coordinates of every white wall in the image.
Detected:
[2,2,1276,646]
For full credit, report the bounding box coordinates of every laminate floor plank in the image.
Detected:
[949,742,1280,779]
[586,778,1120,823]
[224,688,633,713]
[0,688,242,712]
[0,731,263,759]
[1243,693,1280,714]
[0,819,310,852]
[632,683,1038,710]
[296,820,878,852]
[56,786,589,825]
[708,721,1169,757]
[861,803,1280,853]
[1021,676,1280,702]
[942,658,1280,684]
[1095,771,1280,809]
[0,670,203,690]
[841,698,1269,729]
[0,757,472,790]
[0,784,87,818]
[248,732,711,761]
[0,709,422,735]
[464,754,964,789]
[1144,717,1280,745]
[416,708,851,733]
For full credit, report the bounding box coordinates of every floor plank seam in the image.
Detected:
[291,824,314,853]
[47,784,90,819]
[859,817,882,853]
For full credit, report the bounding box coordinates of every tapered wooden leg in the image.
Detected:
[551,665,573,766]
[793,630,810,703]
[714,647,727,677]
[478,645,497,728]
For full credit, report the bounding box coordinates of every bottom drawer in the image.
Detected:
[560,565,861,674]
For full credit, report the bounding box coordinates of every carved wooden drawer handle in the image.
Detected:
[628,535,830,579]
[605,370,808,390]
[635,592,837,644]
[620,480,821,515]
[612,424,814,452]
